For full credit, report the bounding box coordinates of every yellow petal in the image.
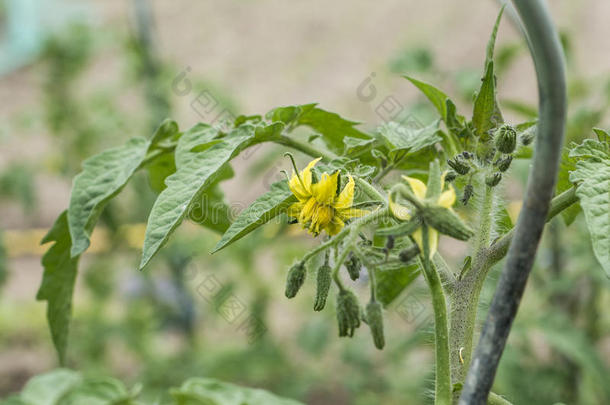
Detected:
[300,157,321,194]
[413,228,437,259]
[389,194,412,221]
[438,186,456,208]
[299,198,317,224]
[428,228,438,258]
[312,171,339,205]
[335,175,355,209]
[288,157,320,200]
[402,176,427,200]
[337,207,368,220]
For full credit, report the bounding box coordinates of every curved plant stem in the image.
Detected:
[459,0,567,403]
[421,225,451,405]
[271,136,337,162]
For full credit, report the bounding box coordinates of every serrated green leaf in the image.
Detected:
[377,120,442,159]
[140,125,256,269]
[569,139,610,275]
[61,377,132,405]
[68,137,150,257]
[266,104,370,154]
[21,369,82,405]
[170,378,304,405]
[375,263,420,307]
[403,76,449,121]
[213,181,296,253]
[37,212,79,365]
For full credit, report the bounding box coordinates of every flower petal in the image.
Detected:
[312,171,339,205]
[389,194,412,221]
[402,176,427,200]
[335,175,355,209]
[438,186,456,208]
[412,228,437,259]
[289,157,320,200]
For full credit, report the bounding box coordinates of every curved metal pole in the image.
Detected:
[459,1,566,404]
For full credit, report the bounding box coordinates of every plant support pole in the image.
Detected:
[459,0,566,404]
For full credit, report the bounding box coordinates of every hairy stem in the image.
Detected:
[271,136,337,162]
[421,225,452,405]
[460,0,567,402]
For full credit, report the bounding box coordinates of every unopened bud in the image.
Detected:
[485,172,502,187]
[345,253,361,281]
[314,264,332,311]
[444,170,458,182]
[494,124,517,154]
[422,205,474,241]
[336,289,361,337]
[365,301,385,350]
[399,245,420,263]
[385,235,395,251]
[285,262,306,298]
[496,155,513,172]
[447,156,470,175]
[461,184,474,206]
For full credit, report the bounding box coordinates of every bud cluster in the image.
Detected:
[344,253,361,281]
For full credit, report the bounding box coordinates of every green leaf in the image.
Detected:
[484,6,505,65]
[213,181,296,253]
[472,61,503,140]
[37,212,79,365]
[403,76,449,121]
[147,153,176,193]
[569,139,610,275]
[151,118,180,145]
[375,263,420,307]
[556,148,581,225]
[593,127,609,143]
[377,120,442,158]
[139,124,257,269]
[472,7,505,140]
[20,369,82,405]
[170,378,304,405]
[67,137,150,257]
[266,104,370,154]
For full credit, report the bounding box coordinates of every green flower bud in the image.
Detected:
[285,262,306,299]
[336,289,361,337]
[494,124,517,154]
[521,131,535,146]
[485,172,502,187]
[495,155,513,172]
[461,184,474,206]
[345,253,361,281]
[447,156,470,175]
[365,301,385,350]
[314,264,332,311]
[421,205,474,241]
[444,170,458,182]
[399,245,420,263]
[385,235,395,250]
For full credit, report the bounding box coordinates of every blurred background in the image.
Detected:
[0,1,609,404]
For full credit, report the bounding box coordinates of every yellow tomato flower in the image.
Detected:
[389,173,456,257]
[287,158,367,236]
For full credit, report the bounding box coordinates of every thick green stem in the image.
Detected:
[421,225,452,405]
[450,177,495,395]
